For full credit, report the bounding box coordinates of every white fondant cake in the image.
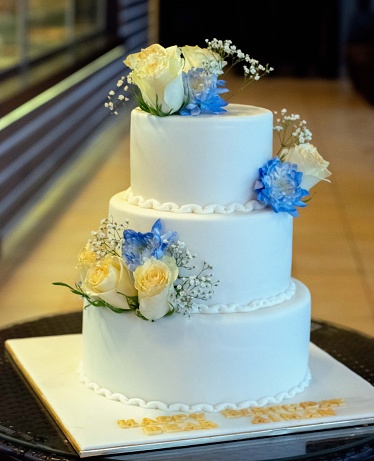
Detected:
[69,40,331,413]
[81,104,312,411]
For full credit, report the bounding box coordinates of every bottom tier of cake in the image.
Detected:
[81,279,311,412]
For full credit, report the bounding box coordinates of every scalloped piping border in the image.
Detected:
[80,368,312,413]
[190,281,296,314]
[121,188,266,214]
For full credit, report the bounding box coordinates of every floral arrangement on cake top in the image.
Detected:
[105,38,331,217]
[255,109,332,217]
[105,38,273,116]
[54,219,219,321]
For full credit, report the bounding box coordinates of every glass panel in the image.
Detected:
[0,1,20,71]
[0,0,107,75]
[27,0,70,60]
[74,0,106,39]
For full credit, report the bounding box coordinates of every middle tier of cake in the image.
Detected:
[109,191,293,309]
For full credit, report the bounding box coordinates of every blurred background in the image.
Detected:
[0,0,374,334]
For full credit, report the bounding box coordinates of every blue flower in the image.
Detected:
[254,157,309,217]
[179,68,229,116]
[122,219,177,271]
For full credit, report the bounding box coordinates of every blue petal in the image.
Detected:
[180,68,229,116]
[254,157,309,217]
[122,220,177,270]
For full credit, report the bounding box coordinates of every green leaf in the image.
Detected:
[125,295,139,310]
[106,305,132,314]
[136,92,174,117]
[53,281,85,297]
[135,309,149,321]
[164,307,174,317]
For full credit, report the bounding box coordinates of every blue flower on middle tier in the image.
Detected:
[254,157,309,217]
[122,219,177,271]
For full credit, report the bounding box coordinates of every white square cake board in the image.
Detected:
[5,334,374,458]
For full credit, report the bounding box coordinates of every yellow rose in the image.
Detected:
[76,244,97,279]
[77,244,96,265]
[281,143,332,190]
[124,44,184,114]
[82,256,136,310]
[134,256,178,320]
[181,45,226,75]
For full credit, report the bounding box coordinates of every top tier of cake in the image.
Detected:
[130,103,273,208]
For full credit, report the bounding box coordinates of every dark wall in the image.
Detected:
[345,0,374,104]
[159,0,343,78]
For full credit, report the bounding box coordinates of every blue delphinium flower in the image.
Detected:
[122,219,177,271]
[179,68,229,116]
[254,157,309,217]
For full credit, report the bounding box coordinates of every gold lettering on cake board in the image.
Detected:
[117,412,218,436]
[116,398,345,435]
[221,398,346,424]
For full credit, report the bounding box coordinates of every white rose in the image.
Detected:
[281,143,332,190]
[82,256,136,310]
[134,256,178,320]
[181,45,226,75]
[124,44,184,114]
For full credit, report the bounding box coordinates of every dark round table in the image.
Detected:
[0,312,373,461]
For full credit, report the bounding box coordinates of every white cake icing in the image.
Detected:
[81,103,312,411]
[122,188,266,214]
[82,279,311,412]
[130,104,273,206]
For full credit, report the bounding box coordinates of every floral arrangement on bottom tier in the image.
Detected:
[54,219,219,321]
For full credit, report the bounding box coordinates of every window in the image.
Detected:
[0,0,106,75]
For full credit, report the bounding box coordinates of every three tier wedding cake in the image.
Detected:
[56,39,331,412]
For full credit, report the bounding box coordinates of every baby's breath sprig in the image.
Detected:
[168,240,220,315]
[273,108,313,157]
[206,38,274,94]
[105,76,131,115]
[168,240,195,269]
[88,217,128,259]
[174,262,219,316]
